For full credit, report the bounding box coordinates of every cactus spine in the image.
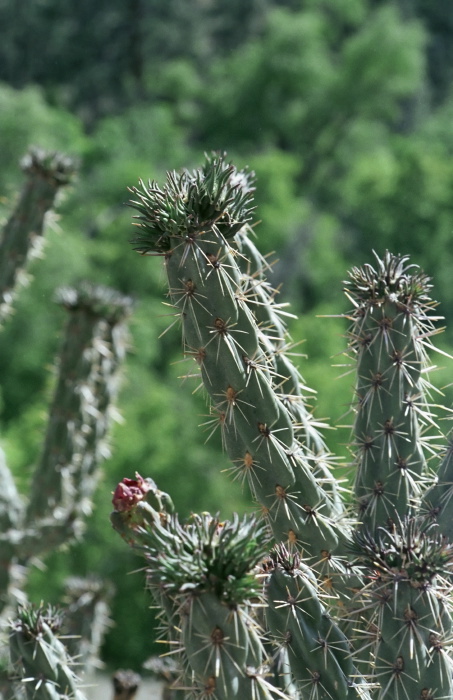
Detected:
[112,153,453,700]
[9,605,88,700]
[0,151,132,699]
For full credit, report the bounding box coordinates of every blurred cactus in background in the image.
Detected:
[111,154,453,699]
[9,604,87,700]
[0,150,132,699]
[0,147,75,324]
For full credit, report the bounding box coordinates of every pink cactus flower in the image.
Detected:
[112,473,150,512]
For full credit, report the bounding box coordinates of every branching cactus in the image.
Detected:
[0,151,132,698]
[112,153,453,700]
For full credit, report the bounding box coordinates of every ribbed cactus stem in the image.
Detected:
[346,252,439,532]
[21,283,132,558]
[264,545,371,700]
[9,605,88,700]
[110,474,282,699]
[0,147,75,323]
[0,448,24,614]
[351,519,453,699]
[61,577,113,675]
[120,156,453,699]
[127,155,353,590]
[235,226,345,517]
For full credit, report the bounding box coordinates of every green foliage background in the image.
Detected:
[1,0,453,671]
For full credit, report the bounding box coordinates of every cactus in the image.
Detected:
[61,577,114,674]
[111,153,453,700]
[0,281,132,618]
[9,604,88,700]
[0,151,132,698]
[0,147,75,324]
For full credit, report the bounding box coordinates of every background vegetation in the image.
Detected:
[1,0,453,671]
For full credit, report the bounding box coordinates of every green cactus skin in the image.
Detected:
[128,155,356,600]
[422,435,453,541]
[234,227,345,519]
[9,605,88,700]
[0,448,24,613]
[264,546,371,700]
[0,284,131,620]
[61,577,113,675]
[345,253,439,533]
[0,147,75,323]
[111,476,288,699]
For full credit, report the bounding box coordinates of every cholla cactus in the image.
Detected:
[0,152,132,699]
[112,153,453,700]
[0,147,75,323]
[0,150,133,615]
[9,604,88,700]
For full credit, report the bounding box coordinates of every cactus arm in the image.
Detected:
[61,577,113,675]
[127,156,353,593]
[111,475,287,699]
[351,519,453,699]
[345,252,439,532]
[422,433,453,540]
[122,156,453,699]
[20,284,132,558]
[0,447,25,613]
[9,605,88,700]
[264,545,372,700]
[235,227,345,516]
[0,148,75,323]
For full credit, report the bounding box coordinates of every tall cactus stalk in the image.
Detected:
[345,253,439,532]
[111,153,453,700]
[23,283,132,556]
[0,283,131,616]
[127,157,353,598]
[0,147,75,323]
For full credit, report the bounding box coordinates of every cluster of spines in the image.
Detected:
[20,283,132,556]
[345,251,442,533]
[0,282,131,617]
[263,545,372,700]
[0,150,130,616]
[349,518,453,699]
[9,604,88,700]
[61,576,114,674]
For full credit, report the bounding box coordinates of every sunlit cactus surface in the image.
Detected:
[111,154,453,700]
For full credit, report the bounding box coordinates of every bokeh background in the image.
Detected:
[1,0,453,672]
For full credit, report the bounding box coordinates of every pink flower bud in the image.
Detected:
[112,473,150,512]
